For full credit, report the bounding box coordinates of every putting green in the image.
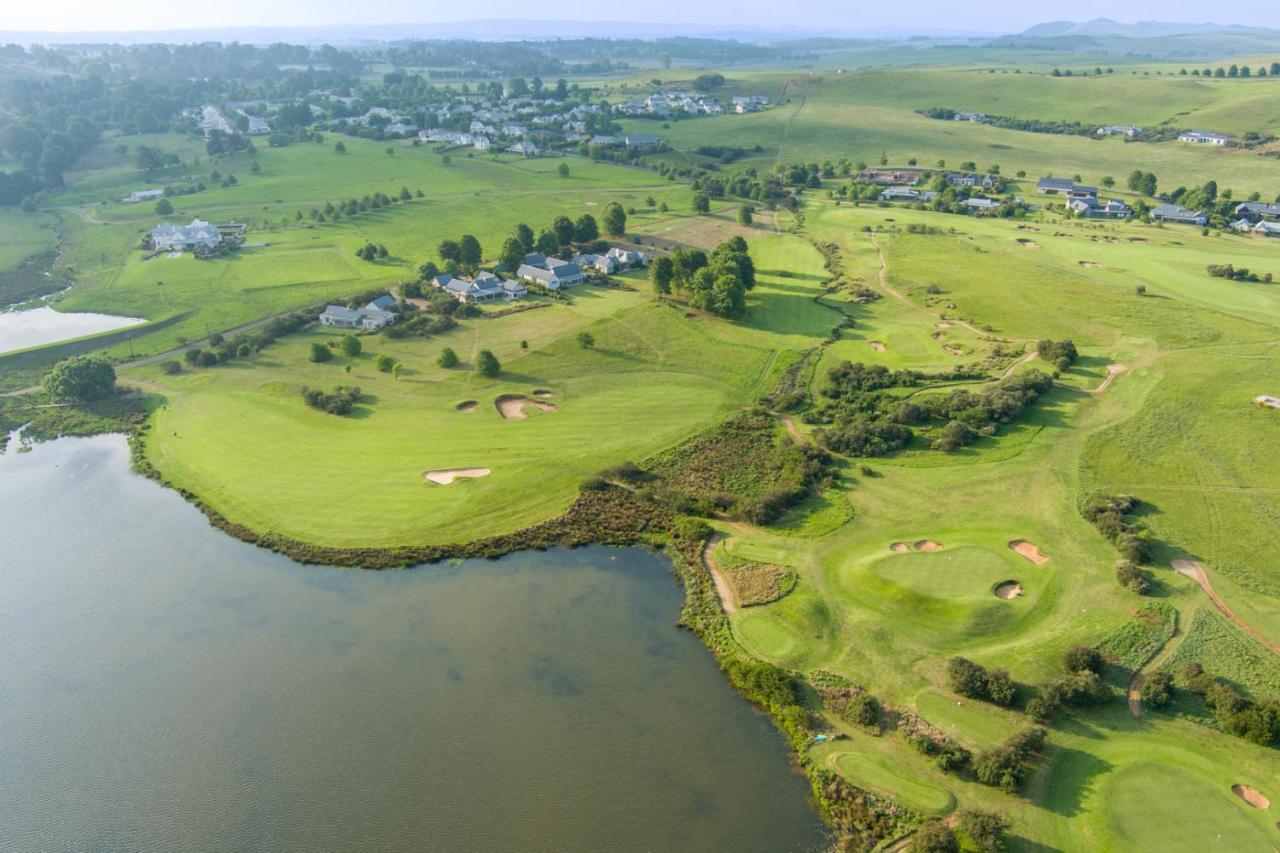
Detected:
[870,546,1024,602]
[1100,762,1275,852]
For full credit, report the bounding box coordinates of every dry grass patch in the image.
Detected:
[715,543,798,607]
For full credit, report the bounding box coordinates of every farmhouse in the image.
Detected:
[151,219,223,253]
[1096,125,1142,137]
[318,298,397,330]
[1068,197,1132,219]
[606,247,647,268]
[880,187,937,202]
[1178,130,1230,145]
[572,253,618,274]
[1234,202,1280,222]
[1254,221,1280,238]
[517,256,586,290]
[124,189,165,204]
[945,172,997,189]
[506,141,538,156]
[624,134,663,150]
[1152,204,1208,226]
[1037,177,1097,198]
[964,197,1000,211]
[432,272,528,302]
[857,169,920,186]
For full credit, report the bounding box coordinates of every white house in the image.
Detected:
[1152,204,1208,226]
[432,272,527,303]
[318,297,397,330]
[572,253,618,274]
[124,189,165,204]
[606,247,647,268]
[1096,125,1142,137]
[151,219,222,253]
[1178,130,1229,145]
[517,261,585,290]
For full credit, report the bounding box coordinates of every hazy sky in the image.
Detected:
[4,0,1280,34]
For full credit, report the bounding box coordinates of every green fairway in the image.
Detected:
[831,750,955,814]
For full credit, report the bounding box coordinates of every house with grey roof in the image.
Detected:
[151,219,223,254]
[318,297,397,329]
[1037,177,1097,197]
[572,253,619,274]
[953,112,988,123]
[432,272,527,303]
[880,187,937,202]
[964,197,1000,211]
[1152,204,1208,226]
[1254,221,1280,238]
[1096,125,1142,137]
[125,189,165,203]
[517,261,585,290]
[1178,130,1230,145]
[506,141,538,156]
[1068,197,1132,219]
[1234,202,1280,222]
[624,134,663,150]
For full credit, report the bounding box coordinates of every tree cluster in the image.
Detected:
[1208,264,1272,284]
[1176,661,1280,746]
[355,241,389,261]
[1080,494,1152,563]
[653,237,755,319]
[946,657,1017,706]
[302,385,363,415]
[42,356,116,402]
[1036,339,1078,371]
[972,727,1047,793]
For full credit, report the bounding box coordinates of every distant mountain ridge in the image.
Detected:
[1021,18,1276,38]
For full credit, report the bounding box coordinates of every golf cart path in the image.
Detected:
[1173,559,1280,656]
[702,534,738,614]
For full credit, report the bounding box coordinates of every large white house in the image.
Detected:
[151,219,222,253]
[318,296,398,330]
[432,272,527,303]
[517,255,585,290]
[1178,130,1230,145]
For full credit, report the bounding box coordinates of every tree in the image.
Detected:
[43,356,116,402]
[603,202,627,236]
[154,198,174,216]
[339,334,361,357]
[692,193,711,214]
[500,237,525,270]
[515,223,535,252]
[391,363,402,381]
[418,261,440,281]
[651,256,674,295]
[334,141,346,154]
[956,810,1010,853]
[1140,670,1173,707]
[738,205,754,225]
[475,349,501,378]
[577,331,595,348]
[558,162,570,178]
[309,342,333,363]
[909,822,958,853]
[574,214,599,242]
[437,239,462,264]
[459,234,482,270]
[535,230,560,255]
[1065,646,1103,674]
[552,215,576,246]
[375,353,396,372]
[159,360,182,375]
[437,347,459,368]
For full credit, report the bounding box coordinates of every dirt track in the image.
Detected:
[1173,559,1280,656]
[702,535,738,614]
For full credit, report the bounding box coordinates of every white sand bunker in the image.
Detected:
[1232,784,1271,810]
[456,400,478,413]
[1255,395,1280,409]
[495,394,558,420]
[890,542,911,553]
[869,341,887,352]
[1079,261,1102,269]
[913,540,943,552]
[1008,539,1049,565]
[531,389,554,398]
[424,468,491,485]
[994,581,1023,600]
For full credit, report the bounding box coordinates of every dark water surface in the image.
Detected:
[0,434,824,851]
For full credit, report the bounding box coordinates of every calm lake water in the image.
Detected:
[0,305,144,354]
[0,434,825,851]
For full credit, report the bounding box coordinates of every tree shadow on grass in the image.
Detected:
[1038,746,1112,817]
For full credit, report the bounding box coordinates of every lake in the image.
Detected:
[0,305,144,354]
[0,434,825,851]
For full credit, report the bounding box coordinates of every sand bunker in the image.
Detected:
[1017,239,1041,249]
[1232,784,1271,810]
[495,394,558,420]
[869,341,887,352]
[935,321,952,330]
[1008,539,1050,566]
[890,542,911,553]
[913,540,943,552]
[994,581,1024,600]
[1255,395,1280,409]
[944,344,965,356]
[531,389,554,398]
[455,400,478,413]
[424,468,491,485]
[931,331,946,341]
[1079,261,1103,269]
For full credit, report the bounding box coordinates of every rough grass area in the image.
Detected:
[1095,601,1177,681]
[715,543,797,606]
[1163,609,1280,701]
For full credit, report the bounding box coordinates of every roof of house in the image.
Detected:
[1037,177,1075,191]
[1153,203,1205,220]
[1236,202,1280,217]
[321,305,362,322]
[152,218,222,246]
[1255,221,1280,234]
[366,294,396,310]
[1181,130,1229,140]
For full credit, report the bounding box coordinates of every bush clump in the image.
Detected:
[302,385,362,415]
